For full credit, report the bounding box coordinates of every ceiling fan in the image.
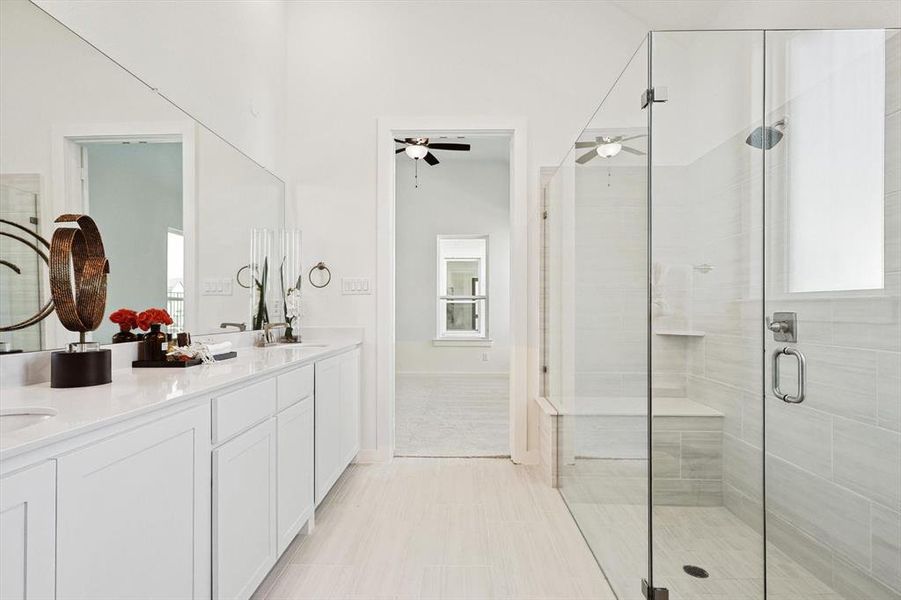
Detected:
[575,134,646,164]
[395,137,471,166]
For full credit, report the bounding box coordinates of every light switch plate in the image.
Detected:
[201,278,233,296]
[341,277,371,295]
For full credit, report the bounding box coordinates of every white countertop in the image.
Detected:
[0,339,360,460]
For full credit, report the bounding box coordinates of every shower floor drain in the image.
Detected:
[683,565,709,579]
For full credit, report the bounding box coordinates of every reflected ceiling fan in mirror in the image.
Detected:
[575,134,647,164]
[395,137,471,187]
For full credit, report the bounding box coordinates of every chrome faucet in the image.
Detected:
[260,322,289,346]
[220,322,247,331]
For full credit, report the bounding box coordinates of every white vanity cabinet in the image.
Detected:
[0,341,361,600]
[55,404,211,600]
[315,348,361,505]
[213,419,278,600]
[276,366,314,555]
[0,461,56,600]
[339,349,361,467]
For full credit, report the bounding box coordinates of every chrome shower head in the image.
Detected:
[745,117,787,150]
[745,127,783,150]
[745,118,786,150]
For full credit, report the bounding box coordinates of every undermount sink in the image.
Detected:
[0,407,58,434]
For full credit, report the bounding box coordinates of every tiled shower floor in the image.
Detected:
[562,460,850,600]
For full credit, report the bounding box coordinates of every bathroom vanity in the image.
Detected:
[0,340,361,600]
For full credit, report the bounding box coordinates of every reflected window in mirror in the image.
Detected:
[167,229,185,331]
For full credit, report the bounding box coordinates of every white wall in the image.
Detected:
[33,0,287,177]
[29,0,896,458]
[395,139,510,374]
[284,0,652,457]
[283,0,901,458]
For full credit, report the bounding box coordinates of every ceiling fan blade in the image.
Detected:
[394,139,407,144]
[576,150,597,164]
[621,146,646,156]
[424,152,440,166]
[396,148,405,154]
[427,143,470,151]
[620,134,648,142]
[574,141,597,149]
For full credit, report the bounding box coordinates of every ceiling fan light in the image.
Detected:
[596,142,622,158]
[405,145,429,160]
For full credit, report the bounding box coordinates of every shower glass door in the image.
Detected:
[648,30,766,600]
[647,27,900,600]
[762,29,900,600]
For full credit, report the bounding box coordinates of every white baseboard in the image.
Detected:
[514,449,539,465]
[395,371,509,378]
[353,447,392,464]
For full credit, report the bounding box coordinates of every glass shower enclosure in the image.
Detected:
[544,28,900,600]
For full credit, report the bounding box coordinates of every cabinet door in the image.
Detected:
[213,418,277,600]
[56,404,211,600]
[314,355,341,505]
[338,348,361,465]
[276,396,313,555]
[0,461,55,600]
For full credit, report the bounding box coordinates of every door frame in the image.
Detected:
[375,117,530,464]
[50,121,197,347]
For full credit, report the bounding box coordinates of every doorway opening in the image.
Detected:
[393,133,512,458]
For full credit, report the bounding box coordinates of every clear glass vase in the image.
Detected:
[278,229,302,342]
[249,228,274,331]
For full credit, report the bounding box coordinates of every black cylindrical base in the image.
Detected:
[51,349,112,388]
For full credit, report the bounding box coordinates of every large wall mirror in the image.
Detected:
[0,0,285,353]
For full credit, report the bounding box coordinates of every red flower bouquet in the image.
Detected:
[137,308,174,331]
[109,308,139,332]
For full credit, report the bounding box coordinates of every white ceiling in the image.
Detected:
[610,0,724,31]
[611,0,901,31]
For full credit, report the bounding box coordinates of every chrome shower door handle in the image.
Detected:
[772,346,806,404]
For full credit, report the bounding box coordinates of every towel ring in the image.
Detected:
[236,264,252,289]
[308,262,331,288]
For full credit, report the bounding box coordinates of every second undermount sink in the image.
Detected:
[0,407,58,435]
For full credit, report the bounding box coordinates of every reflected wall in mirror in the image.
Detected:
[0,0,285,352]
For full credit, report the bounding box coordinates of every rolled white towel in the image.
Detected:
[204,341,233,355]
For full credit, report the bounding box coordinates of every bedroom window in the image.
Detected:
[436,236,488,340]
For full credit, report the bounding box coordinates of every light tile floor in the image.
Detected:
[252,458,616,600]
[395,375,509,457]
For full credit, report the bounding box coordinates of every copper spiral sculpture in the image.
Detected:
[1,214,110,338]
[49,214,109,340]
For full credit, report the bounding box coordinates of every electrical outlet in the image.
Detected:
[481,352,489,362]
[342,277,372,295]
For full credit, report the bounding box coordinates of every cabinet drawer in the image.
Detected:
[277,364,314,411]
[213,378,276,444]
